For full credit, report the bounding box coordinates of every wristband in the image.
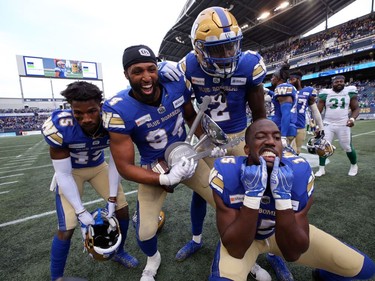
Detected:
[349,117,355,123]
[275,199,292,210]
[108,197,117,203]
[243,196,261,210]
[76,208,87,216]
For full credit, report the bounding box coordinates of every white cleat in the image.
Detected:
[315,168,325,177]
[250,262,272,281]
[348,164,358,176]
[140,251,161,281]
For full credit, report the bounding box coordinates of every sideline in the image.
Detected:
[0,190,138,228]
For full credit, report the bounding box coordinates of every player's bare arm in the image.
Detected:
[274,197,312,261]
[213,191,258,259]
[247,83,266,121]
[108,131,161,185]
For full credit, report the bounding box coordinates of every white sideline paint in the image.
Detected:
[0,191,10,195]
[0,190,138,228]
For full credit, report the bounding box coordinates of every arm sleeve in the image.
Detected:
[280,102,292,137]
[52,157,85,214]
[108,152,120,198]
[310,103,324,131]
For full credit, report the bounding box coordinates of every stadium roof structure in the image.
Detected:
[158,0,358,62]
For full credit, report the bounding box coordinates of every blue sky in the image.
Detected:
[0,0,373,100]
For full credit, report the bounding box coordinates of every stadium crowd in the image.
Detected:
[259,15,375,65]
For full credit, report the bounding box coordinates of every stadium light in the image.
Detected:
[257,11,270,21]
[274,1,290,12]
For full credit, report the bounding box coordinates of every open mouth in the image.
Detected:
[260,150,276,162]
[141,84,153,95]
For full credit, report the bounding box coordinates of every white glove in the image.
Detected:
[77,209,95,226]
[158,61,182,81]
[159,157,197,186]
[281,137,288,148]
[106,201,116,218]
[210,146,227,158]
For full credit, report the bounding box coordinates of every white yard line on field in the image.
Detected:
[0,190,138,228]
[0,173,24,179]
[0,181,18,186]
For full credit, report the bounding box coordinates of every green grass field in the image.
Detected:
[0,120,374,281]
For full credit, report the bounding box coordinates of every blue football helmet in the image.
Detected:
[190,6,243,78]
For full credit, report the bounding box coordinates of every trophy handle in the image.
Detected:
[185,96,211,144]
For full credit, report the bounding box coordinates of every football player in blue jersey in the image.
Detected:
[42,81,138,281]
[270,63,298,150]
[159,7,272,279]
[102,44,224,281]
[208,118,375,281]
[288,70,324,155]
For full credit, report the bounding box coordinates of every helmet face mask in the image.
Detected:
[307,137,335,158]
[191,7,243,78]
[84,209,122,261]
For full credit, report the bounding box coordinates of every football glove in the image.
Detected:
[210,146,227,158]
[77,209,95,226]
[240,157,268,209]
[159,156,197,186]
[158,61,181,81]
[270,157,293,210]
[106,201,116,218]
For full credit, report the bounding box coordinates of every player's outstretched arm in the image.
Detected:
[247,84,266,121]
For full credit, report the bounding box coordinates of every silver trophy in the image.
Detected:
[164,96,243,168]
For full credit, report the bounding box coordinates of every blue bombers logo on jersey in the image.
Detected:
[213,77,220,84]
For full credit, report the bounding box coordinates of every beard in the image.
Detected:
[129,80,159,104]
[333,84,344,92]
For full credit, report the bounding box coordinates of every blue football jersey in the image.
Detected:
[42,110,109,169]
[102,79,192,165]
[296,86,317,129]
[271,82,298,132]
[179,50,267,134]
[210,153,314,240]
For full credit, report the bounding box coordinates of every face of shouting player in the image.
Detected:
[125,62,161,105]
[244,119,282,170]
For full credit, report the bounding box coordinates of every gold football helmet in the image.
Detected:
[84,209,122,261]
[190,6,243,78]
[307,137,335,158]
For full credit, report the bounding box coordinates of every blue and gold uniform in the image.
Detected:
[272,82,298,138]
[102,79,214,245]
[43,110,127,230]
[180,50,266,135]
[209,153,375,281]
[296,86,317,129]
